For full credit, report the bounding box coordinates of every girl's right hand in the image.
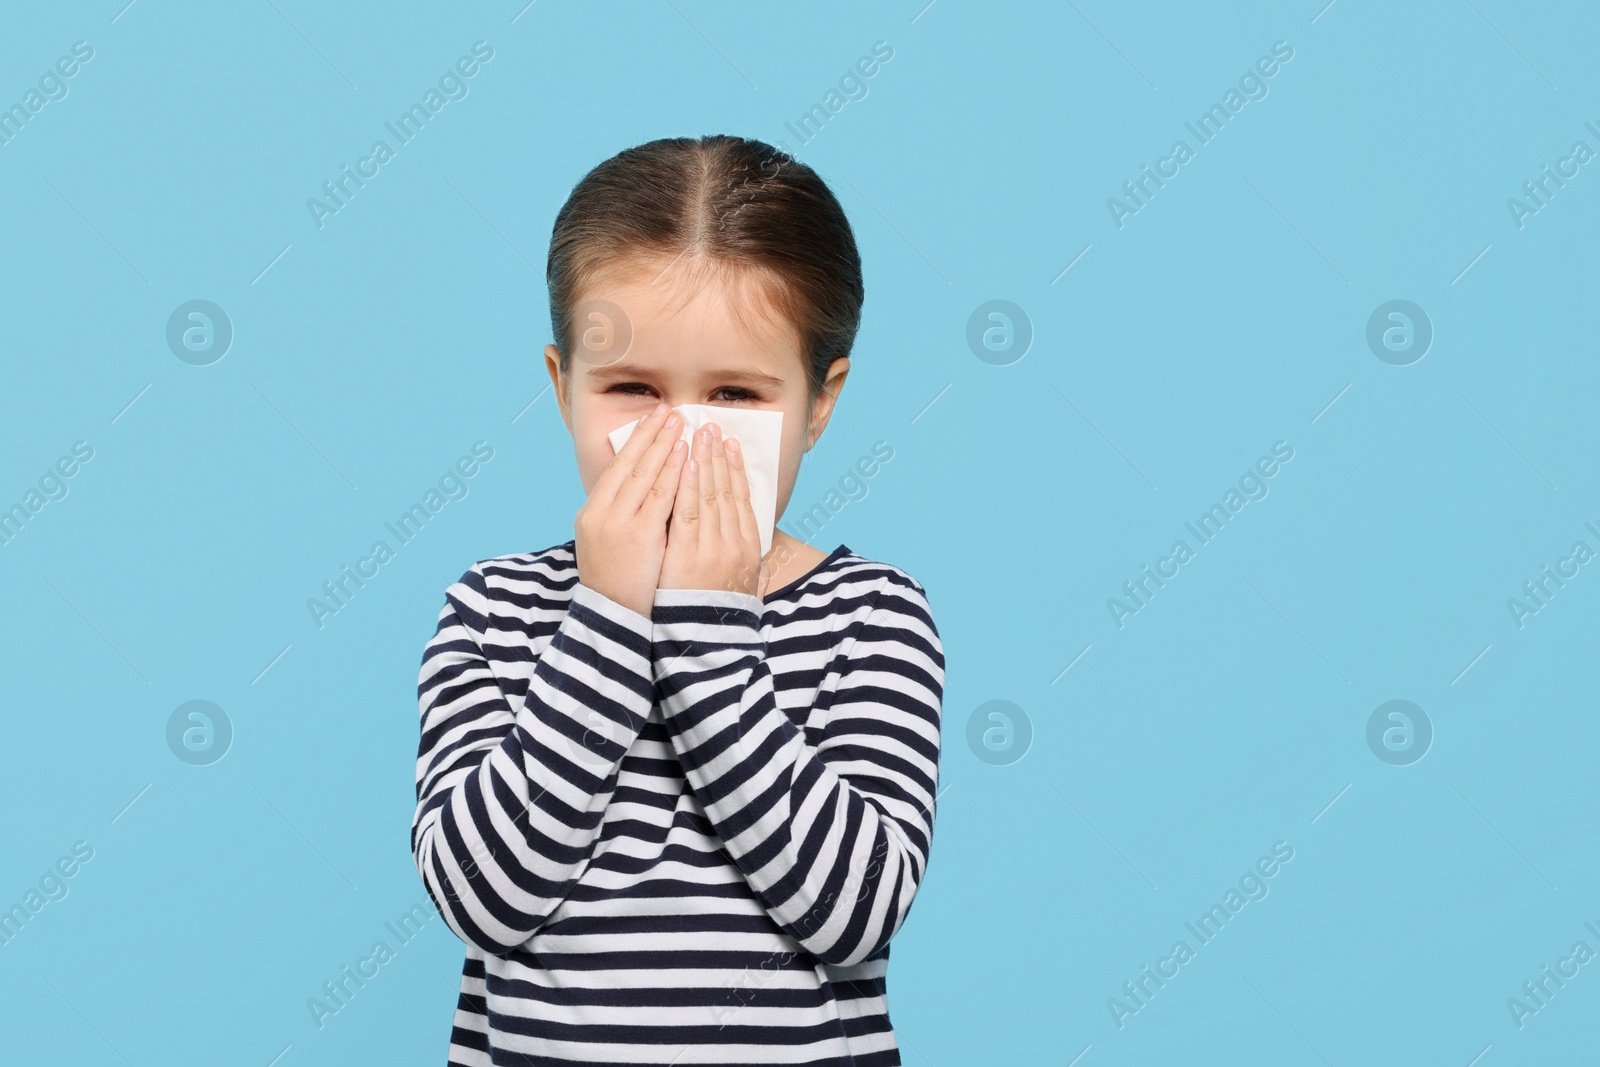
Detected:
[574,402,687,619]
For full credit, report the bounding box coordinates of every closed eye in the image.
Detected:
[607,383,761,404]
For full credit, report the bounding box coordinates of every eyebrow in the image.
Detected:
[587,364,785,387]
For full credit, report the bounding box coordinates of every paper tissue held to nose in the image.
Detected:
[607,404,784,555]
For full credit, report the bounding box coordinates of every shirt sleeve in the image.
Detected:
[649,573,945,968]
[412,562,657,957]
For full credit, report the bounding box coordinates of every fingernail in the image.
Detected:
[653,402,667,416]
[726,437,740,454]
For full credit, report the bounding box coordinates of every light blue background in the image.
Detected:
[2,1,1597,1063]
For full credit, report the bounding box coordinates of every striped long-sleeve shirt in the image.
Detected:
[411,539,945,1065]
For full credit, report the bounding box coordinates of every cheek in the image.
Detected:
[788,417,810,461]
[570,421,608,490]
[578,452,605,496]
[587,436,615,478]
[775,431,804,485]
[572,397,622,474]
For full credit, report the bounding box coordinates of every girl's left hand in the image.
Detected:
[659,422,767,598]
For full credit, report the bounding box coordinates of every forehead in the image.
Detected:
[578,261,802,373]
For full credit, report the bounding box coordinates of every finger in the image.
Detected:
[640,436,688,525]
[725,438,761,596]
[612,410,684,516]
[706,424,736,545]
[700,424,725,547]
[671,427,705,547]
[591,402,672,507]
[725,436,759,551]
[693,423,715,552]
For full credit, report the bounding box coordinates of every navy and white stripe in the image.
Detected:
[412,539,944,1065]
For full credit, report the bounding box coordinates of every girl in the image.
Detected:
[412,134,945,1066]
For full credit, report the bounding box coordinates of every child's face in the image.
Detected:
[544,264,847,534]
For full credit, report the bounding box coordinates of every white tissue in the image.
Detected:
[607,404,785,555]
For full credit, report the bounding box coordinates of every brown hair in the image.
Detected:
[546,135,863,428]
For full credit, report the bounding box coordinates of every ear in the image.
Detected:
[544,344,572,434]
[804,357,850,451]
